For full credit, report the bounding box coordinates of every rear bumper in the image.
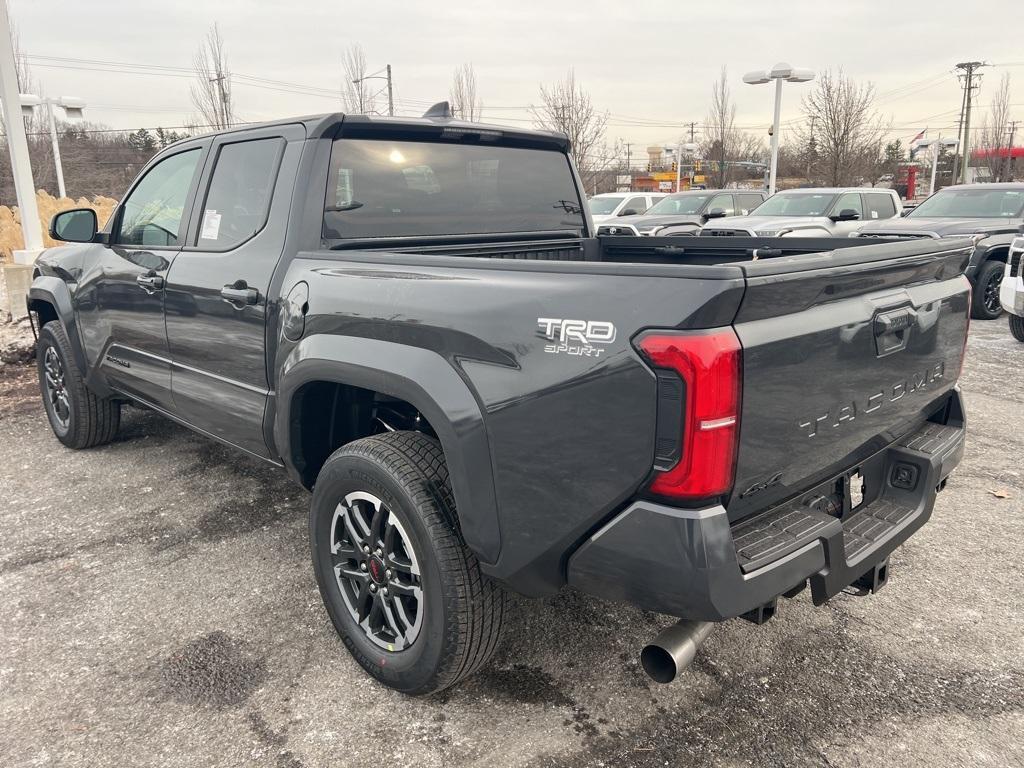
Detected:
[567,389,966,621]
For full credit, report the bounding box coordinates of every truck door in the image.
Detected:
[163,124,303,459]
[74,143,207,409]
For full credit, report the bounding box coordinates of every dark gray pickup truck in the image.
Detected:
[29,110,969,694]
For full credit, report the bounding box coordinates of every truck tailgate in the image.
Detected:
[727,239,971,522]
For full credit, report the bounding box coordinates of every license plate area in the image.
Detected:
[848,470,864,511]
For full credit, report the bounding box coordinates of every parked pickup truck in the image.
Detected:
[701,187,903,238]
[29,110,969,695]
[855,183,1024,320]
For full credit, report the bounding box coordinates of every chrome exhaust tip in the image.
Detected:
[640,620,715,684]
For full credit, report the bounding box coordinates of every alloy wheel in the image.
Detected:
[43,346,71,429]
[330,491,423,652]
[984,270,1003,315]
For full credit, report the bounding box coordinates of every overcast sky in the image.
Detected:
[10,0,1022,158]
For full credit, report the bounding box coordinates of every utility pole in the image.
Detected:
[687,121,696,143]
[0,0,42,251]
[956,61,986,184]
[209,71,230,128]
[950,72,968,184]
[1005,120,1019,183]
[386,64,394,117]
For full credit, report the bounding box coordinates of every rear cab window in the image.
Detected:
[323,139,585,240]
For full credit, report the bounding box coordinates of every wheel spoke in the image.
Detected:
[335,563,368,583]
[391,594,417,637]
[387,578,418,597]
[354,582,372,622]
[342,507,368,548]
[380,596,405,641]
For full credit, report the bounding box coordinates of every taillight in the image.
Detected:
[635,328,742,501]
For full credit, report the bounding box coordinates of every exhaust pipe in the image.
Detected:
[640,620,714,684]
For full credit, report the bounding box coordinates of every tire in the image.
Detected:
[1010,314,1024,343]
[970,260,1004,320]
[309,431,506,695]
[36,321,121,449]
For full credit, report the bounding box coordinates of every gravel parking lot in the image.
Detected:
[2,318,1023,768]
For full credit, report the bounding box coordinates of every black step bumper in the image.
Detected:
[566,388,965,621]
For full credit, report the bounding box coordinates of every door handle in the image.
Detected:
[220,281,259,306]
[136,272,164,292]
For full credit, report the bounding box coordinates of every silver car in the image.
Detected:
[700,187,903,237]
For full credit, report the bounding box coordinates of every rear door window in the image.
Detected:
[737,194,764,214]
[865,193,897,220]
[323,139,585,239]
[198,137,284,249]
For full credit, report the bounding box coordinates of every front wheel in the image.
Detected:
[309,431,506,695]
[971,260,1004,320]
[1010,314,1024,342]
[36,321,121,448]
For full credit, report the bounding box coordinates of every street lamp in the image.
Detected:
[676,141,698,192]
[913,136,959,196]
[742,63,814,196]
[20,94,86,199]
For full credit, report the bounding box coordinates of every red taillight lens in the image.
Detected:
[636,328,742,500]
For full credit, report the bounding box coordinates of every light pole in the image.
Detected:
[742,63,814,196]
[20,94,85,199]
[913,136,959,196]
[0,0,42,251]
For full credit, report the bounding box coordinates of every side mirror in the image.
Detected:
[50,208,98,242]
[619,208,640,217]
[830,208,860,222]
[704,207,727,220]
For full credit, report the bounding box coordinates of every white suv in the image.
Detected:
[1000,236,1024,341]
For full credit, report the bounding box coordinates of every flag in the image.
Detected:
[909,128,927,159]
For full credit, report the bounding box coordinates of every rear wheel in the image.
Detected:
[971,260,1004,320]
[36,321,121,448]
[309,431,506,695]
[1010,314,1024,342]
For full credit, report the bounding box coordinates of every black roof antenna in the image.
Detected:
[423,101,453,120]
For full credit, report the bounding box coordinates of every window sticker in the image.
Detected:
[200,209,221,240]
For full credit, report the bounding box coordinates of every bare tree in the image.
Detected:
[449,63,483,121]
[979,73,1012,181]
[191,24,235,130]
[796,69,887,186]
[531,69,608,186]
[341,44,378,114]
[700,68,738,188]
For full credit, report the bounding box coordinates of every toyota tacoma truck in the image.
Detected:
[855,183,1024,320]
[29,109,969,694]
